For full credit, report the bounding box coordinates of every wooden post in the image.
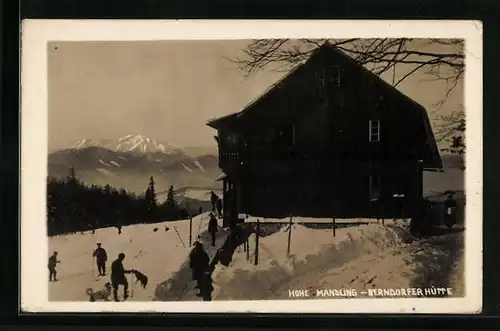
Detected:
[287,215,293,255]
[246,240,250,261]
[254,220,260,265]
[189,216,193,247]
[332,217,336,237]
[222,179,227,227]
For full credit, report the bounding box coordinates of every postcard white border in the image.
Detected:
[20,20,483,314]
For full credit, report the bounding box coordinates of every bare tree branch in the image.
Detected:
[229,38,464,106]
[433,108,466,154]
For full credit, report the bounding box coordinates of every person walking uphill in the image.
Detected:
[189,241,210,297]
[48,251,61,282]
[216,198,223,218]
[93,243,108,276]
[210,191,219,212]
[111,253,133,301]
[208,213,218,247]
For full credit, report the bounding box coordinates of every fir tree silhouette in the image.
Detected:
[166,185,178,209]
[46,173,188,236]
[145,176,158,223]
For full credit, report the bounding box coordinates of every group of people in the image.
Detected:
[189,210,223,300]
[48,243,134,302]
[48,204,224,302]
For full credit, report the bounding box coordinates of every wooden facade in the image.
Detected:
[207,42,443,229]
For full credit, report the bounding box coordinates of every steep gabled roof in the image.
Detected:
[206,61,305,129]
[207,42,442,169]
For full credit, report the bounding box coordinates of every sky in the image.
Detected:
[47,39,463,152]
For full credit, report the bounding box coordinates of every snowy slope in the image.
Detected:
[210,219,464,300]
[48,213,228,302]
[48,215,464,302]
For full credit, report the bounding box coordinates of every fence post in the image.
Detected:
[246,239,250,261]
[254,220,260,266]
[332,217,336,237]
[287,215,293,255]
[189,216,193,247]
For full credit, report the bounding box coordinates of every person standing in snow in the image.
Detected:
[216,198,223,218]
[93,243,108,276]
[208,213,218,247]
[48,251,61,282]
[443,192,457,228]
[111,253,133,301]
[189,241,210,296]
[210,191,218,212]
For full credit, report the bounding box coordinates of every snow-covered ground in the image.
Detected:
[48,214,464,302]
[210,220,464,300]
[48,212,228,301]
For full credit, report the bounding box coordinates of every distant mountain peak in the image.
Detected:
[71,134,179,155]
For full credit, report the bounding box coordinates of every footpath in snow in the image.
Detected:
[48,212,228,301]
[48,214,464,302]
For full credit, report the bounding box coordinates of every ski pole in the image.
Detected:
[173,226,187,248]
[197,215,203,237]
[130,273,134,298]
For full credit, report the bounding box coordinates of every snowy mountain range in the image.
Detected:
[49,135,222,196]
[71,134,181,155]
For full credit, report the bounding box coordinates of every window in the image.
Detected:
[369,173,381,201]
[315,68,325,88]
[369,120,380,142]
[329,65,341,87]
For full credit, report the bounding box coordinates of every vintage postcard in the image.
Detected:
[21,20,483,314]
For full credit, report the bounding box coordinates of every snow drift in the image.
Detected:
[210,220,464,300]
[48,215,464,302]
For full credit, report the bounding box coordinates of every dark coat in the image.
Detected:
[444,196,457,209]
[210,192,219,204]
[93,247,108,263]
[444,196,457,216]
[189,246,210,273]
[111,259,129,284]
[208,216,218,233]
[48,255,59,268]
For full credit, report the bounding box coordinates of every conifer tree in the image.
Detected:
[145,176,158,222]
[166,185,177,209]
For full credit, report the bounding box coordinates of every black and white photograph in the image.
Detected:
[21,20,482,313]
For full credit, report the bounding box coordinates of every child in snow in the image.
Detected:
[48,251,61,282]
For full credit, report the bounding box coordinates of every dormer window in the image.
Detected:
[369,120,380,142]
